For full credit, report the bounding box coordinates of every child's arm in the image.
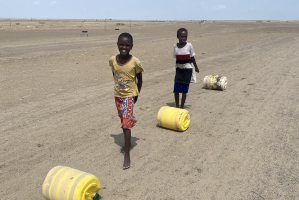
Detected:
[134,72,143,104]
[191,57,199,73]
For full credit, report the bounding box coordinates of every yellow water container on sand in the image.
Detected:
[42,166,101,200]
[157,106,190,131]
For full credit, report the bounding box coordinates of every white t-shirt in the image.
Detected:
[173,42,195,69]
[173,42,197,83]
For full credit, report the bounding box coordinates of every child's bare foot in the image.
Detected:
[123,154,130,170]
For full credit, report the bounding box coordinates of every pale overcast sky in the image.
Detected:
[0,0,298,20]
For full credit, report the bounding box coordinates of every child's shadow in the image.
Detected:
[166,102,191,109]
[110,133,139,152]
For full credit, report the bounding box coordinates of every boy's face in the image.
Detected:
[178,31,188,44]
[117,37,133,56]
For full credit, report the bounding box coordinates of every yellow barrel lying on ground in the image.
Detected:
[42,166,101,200]
[157,106,190,131]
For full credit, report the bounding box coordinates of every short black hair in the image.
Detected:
[177,28,188,37]
[117,32,133,44]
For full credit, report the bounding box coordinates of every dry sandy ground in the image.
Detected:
[0,20,299,199]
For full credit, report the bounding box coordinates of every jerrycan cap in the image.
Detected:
[93,193,100,200]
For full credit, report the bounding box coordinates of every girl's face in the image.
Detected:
[117,37,133,56]
[178,31,188,44]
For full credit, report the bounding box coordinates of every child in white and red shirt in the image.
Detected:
[173,28,199,108]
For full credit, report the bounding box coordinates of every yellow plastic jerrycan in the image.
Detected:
[42,166,101,200]
[203,75,227,90]
[157,106,190,131]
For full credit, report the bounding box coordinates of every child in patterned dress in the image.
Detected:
[109,33,144,169]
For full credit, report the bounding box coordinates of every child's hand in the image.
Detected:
[134,96,138,104]
[195,66,199,73]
